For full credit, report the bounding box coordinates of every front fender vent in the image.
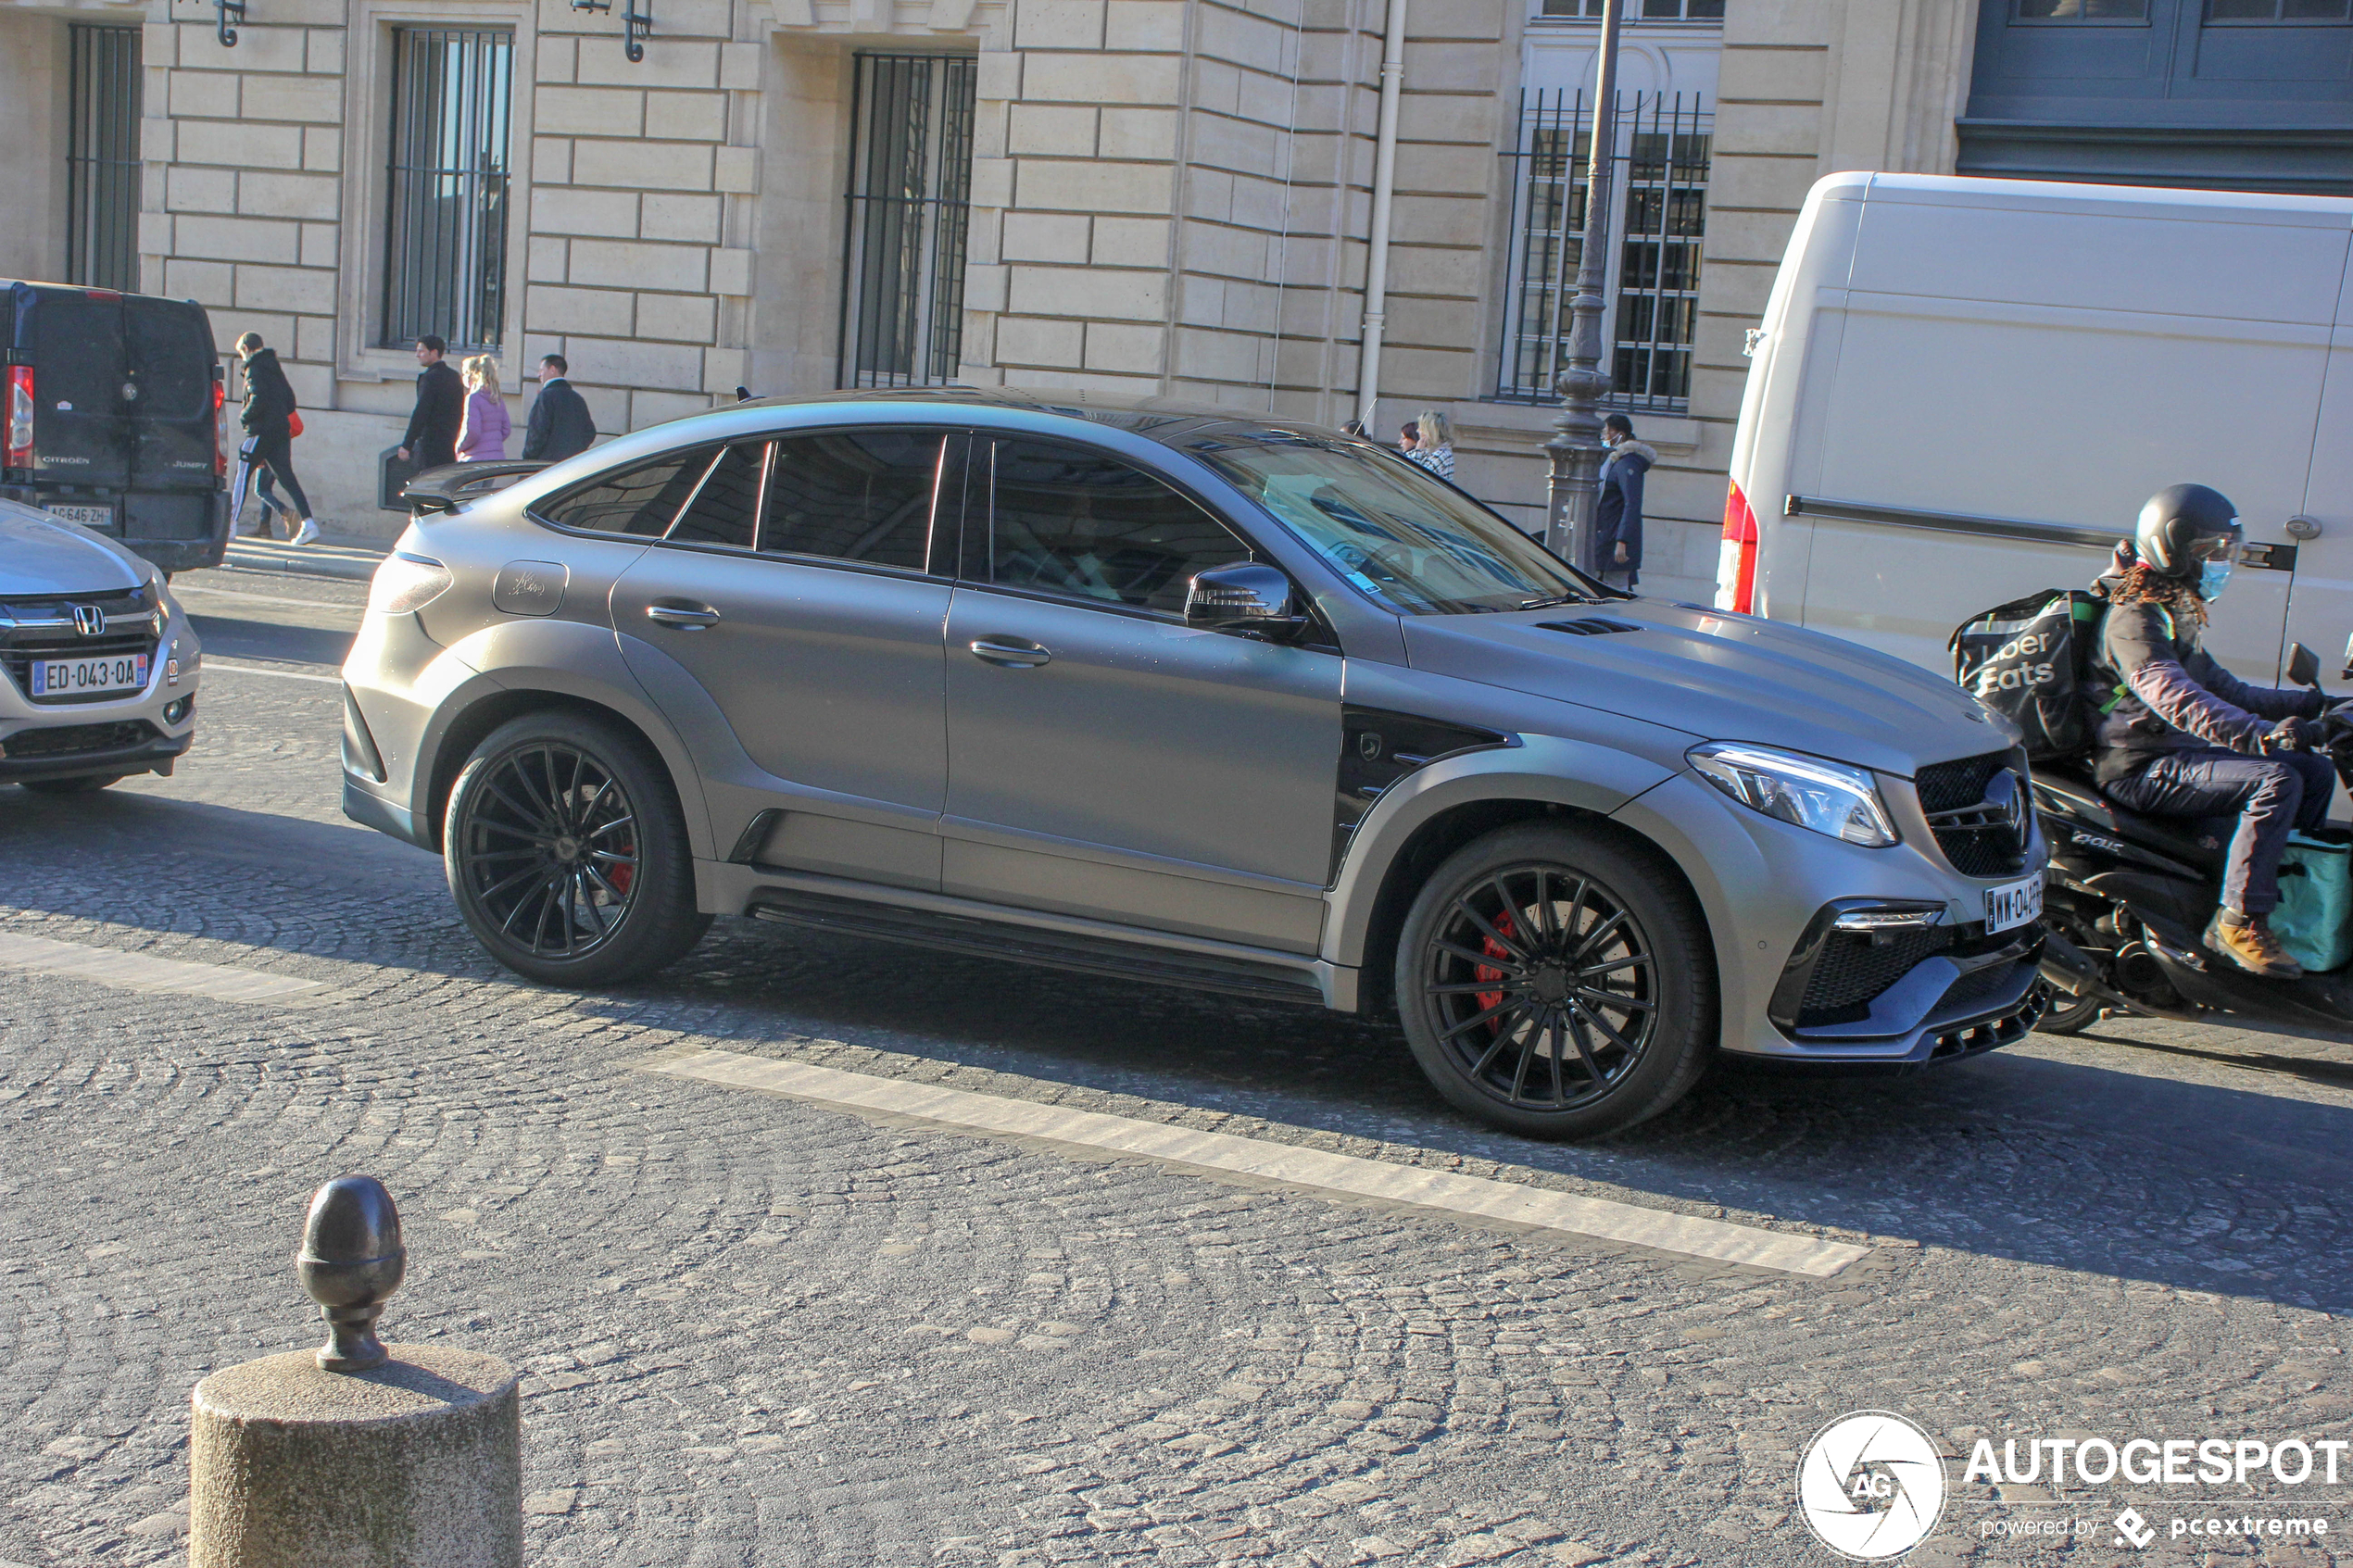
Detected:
[1537,618,1642,637]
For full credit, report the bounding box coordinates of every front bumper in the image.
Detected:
[1611,769,2049,1066]
[0,717,192,782]
[1763,911,2046,1063]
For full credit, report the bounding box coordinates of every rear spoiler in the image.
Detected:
[402,459,547,516]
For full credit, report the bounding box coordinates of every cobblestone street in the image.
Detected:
[3,570,2349,1566]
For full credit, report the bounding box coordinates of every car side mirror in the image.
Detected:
[2288,641,2321,689]
[1185,562,1307,637]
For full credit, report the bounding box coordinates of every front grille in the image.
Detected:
[1,631,160,704]
[1916,749,2030,878]
[1,719,158,759]
[1797,926,1957,1027]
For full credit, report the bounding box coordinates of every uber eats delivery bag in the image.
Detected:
[2271,830,2353,975]
[1950,589,2103,762]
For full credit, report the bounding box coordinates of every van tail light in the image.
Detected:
[212,375,227,476]
[1716,479,1759,615]
[6,366,32,470]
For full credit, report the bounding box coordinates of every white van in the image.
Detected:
[1718,173,2353,691]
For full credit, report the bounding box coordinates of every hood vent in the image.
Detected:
[1537,618,1642,637]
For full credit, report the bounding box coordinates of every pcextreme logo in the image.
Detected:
[1796,1411,1949,1561]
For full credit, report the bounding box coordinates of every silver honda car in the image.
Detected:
[342,390,2045,1137]
[3,496,200,793]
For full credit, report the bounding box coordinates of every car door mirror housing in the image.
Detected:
[1186,562,1307,637]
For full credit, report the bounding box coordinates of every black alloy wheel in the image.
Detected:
[1396,822,1714,1138]
[445,711,710,985]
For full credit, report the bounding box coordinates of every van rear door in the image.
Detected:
[24,286,132,493]
[2283,260,2353,697]
[125,296,218,493]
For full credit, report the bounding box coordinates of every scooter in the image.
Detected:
[2034,642,2353,1037]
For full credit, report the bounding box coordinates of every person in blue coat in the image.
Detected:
[1593,414,1655,589]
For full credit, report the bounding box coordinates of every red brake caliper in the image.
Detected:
[1474,910,1517,1023]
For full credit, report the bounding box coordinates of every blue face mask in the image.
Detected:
[2200,558,2234,603]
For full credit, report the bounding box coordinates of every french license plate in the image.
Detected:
[46,505,113,529]
[1984,873,2044,935]
[29,652,147,698]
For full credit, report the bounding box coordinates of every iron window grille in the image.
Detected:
[66,25,142,294]
[837,52,977,390]
[1492,89,1712,414]
[1538,0,1726,19]
[381,28,514,350]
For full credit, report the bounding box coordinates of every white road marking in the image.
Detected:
[0,932,329,1006]
[638,1047,1869,1277]
[201,659,343,684]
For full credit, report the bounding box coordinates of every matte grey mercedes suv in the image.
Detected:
[342,390,2046,1137]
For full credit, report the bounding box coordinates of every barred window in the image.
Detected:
[839,53,977,389]
[382,27,513,350]
[1492,91,1711,415]
[66,25,142,294]
[1539,0,1725,19]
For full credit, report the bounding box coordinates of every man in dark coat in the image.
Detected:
[234,332,318,545]
[522,353,598,463]
[1592,413,1655,589]
[396,334,464,470]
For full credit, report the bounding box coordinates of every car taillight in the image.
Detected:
[212,376,226,476]
[1717,478,1759,615]
[6,366,32,469]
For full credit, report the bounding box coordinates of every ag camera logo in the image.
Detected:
[1796,1411,1949,1561]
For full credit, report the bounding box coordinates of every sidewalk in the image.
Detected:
[220,530,390,583]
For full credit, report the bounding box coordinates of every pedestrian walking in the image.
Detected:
[1403,409,1455,482]
[522,354,598,464]
[396,334,464,470]
[1594,413,1655,590]
[233,332,319,546]
[456,357,510,461]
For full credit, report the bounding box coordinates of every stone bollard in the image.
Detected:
[187,1177,523,1568]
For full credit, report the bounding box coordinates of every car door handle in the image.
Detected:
[969,636,1051,669]
[646,602,722,630]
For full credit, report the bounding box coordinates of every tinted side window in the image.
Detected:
[761,429,941,571]
[666,442,765,549]
[536,450,710,535]
[982,438,1249,614]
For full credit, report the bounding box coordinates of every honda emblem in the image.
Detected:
[72,604,106,636]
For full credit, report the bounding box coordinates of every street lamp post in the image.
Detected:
[1542,0,1623,571]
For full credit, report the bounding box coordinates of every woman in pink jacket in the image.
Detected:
[456,356,511,461]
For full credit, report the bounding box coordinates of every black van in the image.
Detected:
[3,282,229,575]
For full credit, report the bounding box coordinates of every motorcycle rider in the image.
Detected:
[2093,483,2333,979]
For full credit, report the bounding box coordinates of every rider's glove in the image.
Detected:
[2267,716,2319,753]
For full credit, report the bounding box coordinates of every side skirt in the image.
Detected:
[743,884,1338,1009]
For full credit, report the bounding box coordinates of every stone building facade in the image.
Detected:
[3,0,2344,602]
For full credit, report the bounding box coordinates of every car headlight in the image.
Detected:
[1687,741,1898,848]
[368,552,454,615]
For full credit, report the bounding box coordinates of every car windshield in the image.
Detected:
[1183,433,1603,615]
